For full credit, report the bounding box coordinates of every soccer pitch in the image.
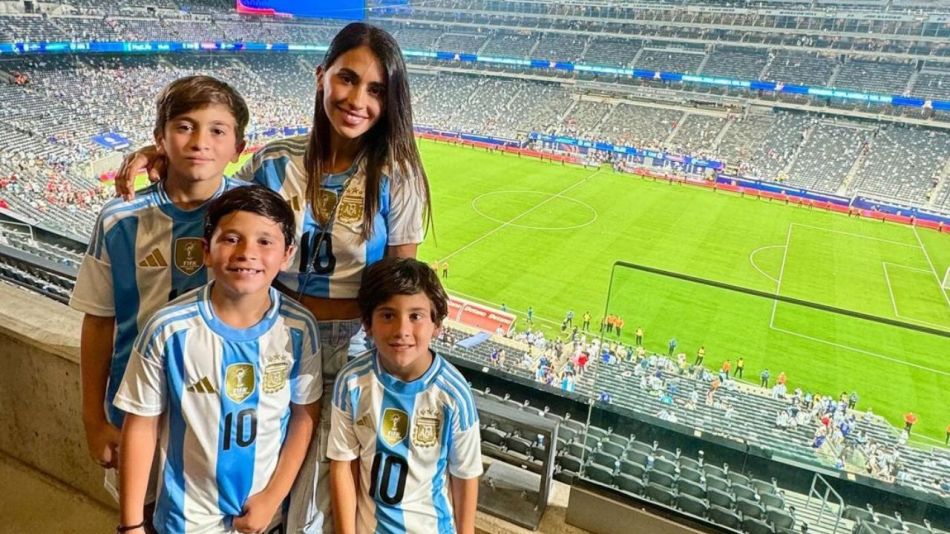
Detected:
[415,139,950,443]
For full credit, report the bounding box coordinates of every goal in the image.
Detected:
[942,267,950,292]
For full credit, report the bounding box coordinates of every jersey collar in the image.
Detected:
[197,283,281,341]
[373,350,442,395]
[155,177,228,221]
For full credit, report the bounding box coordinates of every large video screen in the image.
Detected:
[236,0,365,20]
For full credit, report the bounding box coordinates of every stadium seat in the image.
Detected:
[707,487,735,509]
[587,425,609,441]
[605,434,629,449]
[904,522,934,534]
[600,441,625,458]
[678,466,704,483]
[703,464,726,478]
[705,474,730,492]
[854,519,892,534]
[875,514,904,531]
[557,454,583,474]
[736,497,765,520]
[554,469,576,485]
[592,450,619,471]
[675,493,708,517]
[767,507,796,531]
[742,516,773,534]
[652,457,678,475]
[531,442,547,461]
[585,464,615,486]
[481,427,507,447]
[618,460,646,479]
[647,470,676,488]
[645,483,676,506]
[751,477,777,495]
[507,436,533,459]
[614,473,645,495]
[678,456,701,470]
[759,492,785,510]
[656,447,678,461]
[557,426,578,443]
[843,506,875,524]
[731,483,757,501]
[628,440,653,455]
[675,478,706,499]
[568,442,592,460]
[626,449,649,466]
[707,505,741,529]
[583,434,600,450]
[727,471,750,486]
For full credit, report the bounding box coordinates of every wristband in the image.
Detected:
[116,521,146,533]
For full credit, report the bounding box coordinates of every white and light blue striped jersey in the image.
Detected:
[70,178,245,427]
[235,136,425,299]
[114,283,322,534]
[326,351,483,534]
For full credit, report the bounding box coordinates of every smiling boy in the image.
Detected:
[69,76,248,513]
[114,186,321,534]
[327,258,482,534]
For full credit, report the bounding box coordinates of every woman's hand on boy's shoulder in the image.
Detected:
[232,489,281,534]
[115,145,164,201]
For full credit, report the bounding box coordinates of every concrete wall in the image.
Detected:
[0,283,116,509]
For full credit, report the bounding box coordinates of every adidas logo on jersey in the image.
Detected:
[139,248,168,268]
[355,415,373,429]
[186,377,216,394]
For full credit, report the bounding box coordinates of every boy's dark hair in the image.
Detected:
[154,75,250,140]
[358,257,448,326]
[204,185,296,248]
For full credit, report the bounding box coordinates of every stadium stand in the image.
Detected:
[2,3,950,531]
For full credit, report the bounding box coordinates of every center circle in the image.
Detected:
[471,190,598,230]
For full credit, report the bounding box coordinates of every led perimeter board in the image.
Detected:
[236,0,365,20]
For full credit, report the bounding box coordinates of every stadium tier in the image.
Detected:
[2,1,950,532]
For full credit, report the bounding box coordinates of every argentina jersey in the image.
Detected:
[114,284,321,533]
[70,178,245,427]
[327,352,483,534]
[235,135,425,299]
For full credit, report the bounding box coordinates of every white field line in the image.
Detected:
[771,324,950,377]
[790,223,920,248]
[911,224,950,310]
[439,169,601,263]
[769,224,793,328]
[748,244,784,285]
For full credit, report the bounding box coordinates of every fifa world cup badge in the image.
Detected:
[225,363,255,403]
[174,237,204,275]
[381,408,409,446]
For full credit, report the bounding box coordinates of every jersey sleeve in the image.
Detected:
[448,389,483,480]
[112,331,166,417]
[291,319,322,405]
[326,373,360,461]
[69,212,115,316]
[387,172,425,246]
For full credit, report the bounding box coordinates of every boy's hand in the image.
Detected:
[83,419,121,468]
[115,146,164,201]
[232,490,280,534]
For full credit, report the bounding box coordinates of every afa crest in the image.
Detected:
[225,363,255,403]
[411,408,441,448]
[174,237,204,276]
[336,182,365,225]
[262,354,291,395]
[380,408,409,446]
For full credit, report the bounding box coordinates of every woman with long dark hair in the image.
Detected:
[115,22,432,533]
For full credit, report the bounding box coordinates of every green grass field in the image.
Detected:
[414,139,950,443]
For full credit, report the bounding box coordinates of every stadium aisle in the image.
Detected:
[0,452,114,533]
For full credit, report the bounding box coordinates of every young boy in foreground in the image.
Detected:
[327,257,482,534]
[69,75,248,510]
[114,186,321,533]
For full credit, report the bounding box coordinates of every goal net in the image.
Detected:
[942,267,950,292]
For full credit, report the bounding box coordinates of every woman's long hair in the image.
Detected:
[305,22,431,241]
